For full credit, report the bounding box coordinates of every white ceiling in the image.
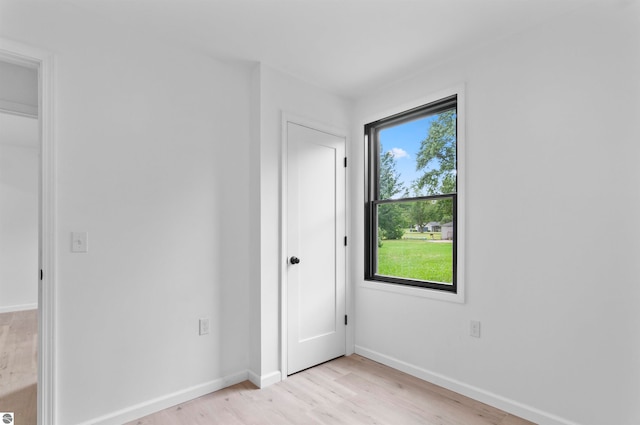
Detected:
[70,0,595,99]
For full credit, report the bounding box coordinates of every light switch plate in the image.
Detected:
[199,318,210,335]
[71,232,88,253]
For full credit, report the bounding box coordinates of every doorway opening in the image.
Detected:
[0,39,55,425]
[0,58,39,425]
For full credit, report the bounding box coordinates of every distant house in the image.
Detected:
[425,222,441,232]
[441,222,454,240]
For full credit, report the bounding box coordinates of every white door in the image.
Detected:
[286,121,346,375]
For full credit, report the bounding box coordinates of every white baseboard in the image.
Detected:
[248,369,261,387]
[354,346,581,425]
[248,369,282,388]
[0,303,37,313]
[76,370,249,425]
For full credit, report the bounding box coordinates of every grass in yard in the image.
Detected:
[403,231,442,240]
[377,239,453,283]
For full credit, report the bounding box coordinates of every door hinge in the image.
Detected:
[345,315,348,325]
[344,236,347,246]
[344,157,347,167]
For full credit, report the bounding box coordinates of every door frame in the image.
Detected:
[0,38,56,425]
[280,112,349,379]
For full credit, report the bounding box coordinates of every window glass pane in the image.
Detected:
[376,198,454,284]
[378,108,456,200]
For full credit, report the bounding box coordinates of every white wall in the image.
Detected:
[351,2,640,425]
[0,114,39,312]
[1,3,252,424]
[251,64,352,383]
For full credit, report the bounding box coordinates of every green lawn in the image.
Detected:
[377,239,453,284]
[403,231,443,240]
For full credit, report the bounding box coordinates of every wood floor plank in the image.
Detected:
[333,356,507,425]
[322,393,436,425]
[500,414,539,425]
[0,310,37,425]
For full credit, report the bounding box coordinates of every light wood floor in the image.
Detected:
[0,309,37,425]
[127,355,536,425]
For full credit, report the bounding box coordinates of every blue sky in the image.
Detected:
[379,115,436,195]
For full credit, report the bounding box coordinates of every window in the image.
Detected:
[365,95,459,292]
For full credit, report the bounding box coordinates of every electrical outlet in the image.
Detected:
[71,232,88,253]
[199,318,209,336]
[470,320,481,338]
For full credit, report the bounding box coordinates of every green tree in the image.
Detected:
[378,145,407,240]
[407,184,436,232]
[433,198,453,224]
[378,204,406,240]
[409,201,429,232]
[414,109,457,195]
[414,109,456,225]
[379,146,405,199]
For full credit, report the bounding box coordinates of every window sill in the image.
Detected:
[360,279,465,303]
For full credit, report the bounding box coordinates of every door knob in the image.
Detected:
[290,256,300,265]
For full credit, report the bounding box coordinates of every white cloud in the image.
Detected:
[389,147,409,159]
